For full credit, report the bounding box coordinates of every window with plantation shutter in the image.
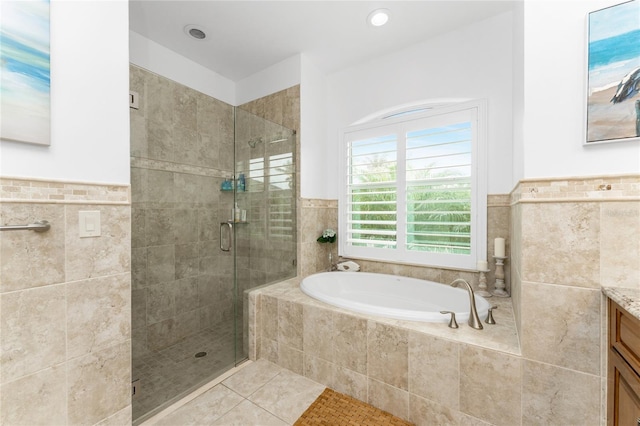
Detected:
[339,101,487,270]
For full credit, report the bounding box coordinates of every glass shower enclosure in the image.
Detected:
[130,65,296,423]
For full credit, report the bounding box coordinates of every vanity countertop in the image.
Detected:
[602,287,640,321]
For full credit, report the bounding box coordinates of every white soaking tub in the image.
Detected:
[300,271,490,323]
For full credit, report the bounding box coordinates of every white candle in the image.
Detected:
[477,260,488,271]
[495,237,506,258]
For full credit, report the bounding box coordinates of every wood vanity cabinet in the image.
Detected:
[608,299,640,426]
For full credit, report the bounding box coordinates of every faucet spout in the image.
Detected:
[450,278,483,330]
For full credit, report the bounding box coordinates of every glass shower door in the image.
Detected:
[233,108,297,361]
[130,64,297,423]
[130,65,238,424]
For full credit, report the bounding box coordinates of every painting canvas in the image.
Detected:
[586,0,640,144]
[0,0,51,146]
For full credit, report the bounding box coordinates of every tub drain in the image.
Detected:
[195,351,207,358]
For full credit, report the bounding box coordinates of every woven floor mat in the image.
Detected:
[294,388,414,425]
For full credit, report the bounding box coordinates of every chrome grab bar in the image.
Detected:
[220,221,233,251]
[0,220,51,233]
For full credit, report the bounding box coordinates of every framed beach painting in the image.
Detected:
[586,0,640,144]
[0,0,51,146]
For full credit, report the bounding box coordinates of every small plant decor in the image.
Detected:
[317,228,336,243]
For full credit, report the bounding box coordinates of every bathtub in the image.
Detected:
[300,271,490,323]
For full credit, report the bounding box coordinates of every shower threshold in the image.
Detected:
[137,360,252,426]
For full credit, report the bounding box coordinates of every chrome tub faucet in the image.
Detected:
[450,278,483,330]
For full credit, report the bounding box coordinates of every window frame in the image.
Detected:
[338,100,487,271]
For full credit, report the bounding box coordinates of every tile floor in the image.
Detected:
[144,359,326,426]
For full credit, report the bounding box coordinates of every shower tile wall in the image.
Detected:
[238,86,300,136]
[238,86,300,283]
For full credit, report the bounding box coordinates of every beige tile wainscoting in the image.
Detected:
[511,174,640,425]
[0,177,132,425]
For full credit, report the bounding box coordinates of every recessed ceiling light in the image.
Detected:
[367,9,390,27]
[184,24,207,40]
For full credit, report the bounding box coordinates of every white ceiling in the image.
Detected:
[129,1,514,82]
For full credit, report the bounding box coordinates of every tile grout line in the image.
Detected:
[243,369,293,424]
[243,365,326,425]
[194,384,247,425]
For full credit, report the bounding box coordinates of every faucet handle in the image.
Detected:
[440,311,459,329]
[485,306,497,324]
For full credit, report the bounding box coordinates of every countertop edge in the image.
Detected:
[602,286,640,320]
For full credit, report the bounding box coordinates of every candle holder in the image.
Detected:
[476,269,492,297]
[492,256,509,297]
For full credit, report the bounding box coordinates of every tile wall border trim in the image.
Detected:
[131,157,229,179]
[0,176,131,205]
[513,197,640,205]
[510,173,640,205]
[300,198,338,209]
[516,172,640,184]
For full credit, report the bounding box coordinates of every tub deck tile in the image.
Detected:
[251,277,521,356]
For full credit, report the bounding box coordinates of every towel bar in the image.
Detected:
[0,220,51,233]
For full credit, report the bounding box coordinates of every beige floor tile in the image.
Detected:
[248,369,325,424]
[155,385,244,425]
[222,359,285,397]
[211,399,288,426]
[142,361,326,426]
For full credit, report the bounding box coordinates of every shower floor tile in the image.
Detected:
[143,359,325,426]
[133,321,237,422]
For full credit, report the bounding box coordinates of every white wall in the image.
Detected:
[129,31,235,105]
[322,12,515,199]
[512,1,525,184]
[522,0,640,179]
[236,54,301,106]
[0,0,130,185]
[300,55,329,199]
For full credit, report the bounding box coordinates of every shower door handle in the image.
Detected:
[220,221,233,251]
